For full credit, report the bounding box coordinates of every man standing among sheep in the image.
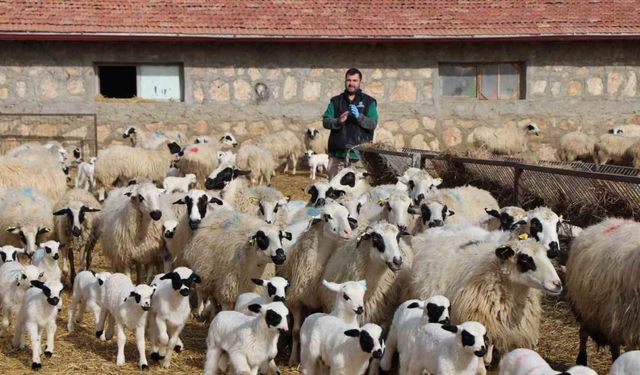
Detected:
[323,68,378,178]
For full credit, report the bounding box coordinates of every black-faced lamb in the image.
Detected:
[31,240,62,282]
[0,262,44,337]
[305,151,329,180]
[0,245,24,263]
[234,276,289,314]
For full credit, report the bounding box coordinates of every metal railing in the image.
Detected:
[356,145,640,227]
[0,113,98,158]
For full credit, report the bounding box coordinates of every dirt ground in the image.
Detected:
[0,172,615,374]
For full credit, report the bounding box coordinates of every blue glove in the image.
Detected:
[349,104,360,119]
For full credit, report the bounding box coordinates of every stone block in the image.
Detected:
[0,88,8,100]
[418,68,433,79]
[623,71,637,97]
[367,81,384,98]
[390,80,417,102]
[209,80,230,101]
[97,125,110,143]
[400,118,420,133]
[248,121,269,135]
[382,121,399,132]
[371,69,383,79]
[393,134,405,148]
[385,69,399,78]
[303,81,322,101]
[410,134,428,150]
[35,123,58,137]
[247,68,261,81]
[576,67,589,76]
[222,67,235,77]
[193,81,204,103]
[586,77,603,95]
[566,81,583,96]
[283,76,298,100]
[66,68,79,76]
[234,80,252,101]
[67,79,85,95]
[607,72,624,94]
[422,116,436,130]
[0,72,6,84]
[38,77,58,99]
[193,120,209,135]
[441,127,462,148]
[309,69,323,78]
[422,85,433,99]
[531,80,547,95]
[551,82,561,97]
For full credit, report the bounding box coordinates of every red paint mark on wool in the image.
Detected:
[188,147,199,153]
[604,222,626,234]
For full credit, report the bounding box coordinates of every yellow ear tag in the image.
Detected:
[249,238,257,247]
[250,197,260,204]
[377,199,385,205]
[518,233,529,240]
[435,177,443,184]
[558,215,564,222]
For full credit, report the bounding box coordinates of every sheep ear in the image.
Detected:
[344,329,360,338]
[279,231,293,241]
[441,324,458,334]
[6,227,19,234]
[407,301,422,309]
[448,210,455,217]
[495,246,515,260]
[127,179,138,187]
[485,208,501,218]
[30,280,51,297]
[37,227,51,235]
[247,304,262,313]
[97,278,104,286]
[322,280,340,292]
[81,206,101,213]
[173,198,186,205]
[209,197,224,205]
[53,208,70,216]
[251,278,264,286]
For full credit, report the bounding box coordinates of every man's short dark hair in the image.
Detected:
[345,68,362,80]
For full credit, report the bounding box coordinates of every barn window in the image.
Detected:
[439,63,524,99]
[97,64,183,101]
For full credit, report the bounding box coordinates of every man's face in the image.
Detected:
[345,74,361,93]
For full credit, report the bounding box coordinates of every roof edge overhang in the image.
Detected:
[1,31,640,42]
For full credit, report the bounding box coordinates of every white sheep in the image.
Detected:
[67,270,111,333]
[122,126,186,149]
[7,141,67,163]
[0,187,54,256]
[162,173,197,193]
[397,168,442,205]
[182,209,290,312]
[95,144,180,199]
[380,295,451,373]
[622,138,640,168]
[278,202,357,365]
[53,188,102,282]
[303,180,331,208]
[499,348,597,375]
[193,132,239,148]
[0,245,24,263]
[12,279,64,371]
[217,150,236,165]
[610,350,640,375]
[0,154,68,203]
[75,156,97,191]
[300,317,384,375]
[101,182,169,283]
[558,131,597,162]
[518,206,562,253]
[204,302,289,375]
[305,151,329,180]
[148,267,201,368]
[260,130,304,175]
[593,133,638,165]
[304,127,330,154]
[467,122,540,155]
[411,199,457,232]
[175,142,220,188]
[483,206,528,231]
[566,218,640,367]
[236,144,277,185]
[234,276,290,314]
[31,240,62,282]
[408,234,562,362]
[320,222,412,326]
[0,262,44,337]
[95,273,155,369]
[405,321,487,375]
[327,167,371,200]
[417,185,500,226]
[608,124,640,137]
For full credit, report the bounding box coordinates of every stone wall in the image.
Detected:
[0,40,639,158]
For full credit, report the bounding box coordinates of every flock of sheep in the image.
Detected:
[0,123,639,374]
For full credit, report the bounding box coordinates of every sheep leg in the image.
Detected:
[204,346,221,375]
[106,315,115,341]
[162,324,185,368]
[155,318,169,358]
[229,352,252,375]
[0,304,12,337]
[288,305,302,366]
[67,296,79,332]
[136,323,149,370]
[44,320,56,357]
[12,319,24,349]
[284,158,290,174]
[76,301,86,322]
[115,323,126,366]
[29,324,42,369]
[291,153,298,175]
[576,327,589,366]
[95,308,108,340]
[476,357,487,375]
[368,360,381,375]
[87,301,101,330]
[484,344,494,366]
[379,327,396,371]
[610,344,621,363]
[68,246,76,285]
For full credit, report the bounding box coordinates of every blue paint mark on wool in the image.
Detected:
[153,130,166,137]
[222,213,241,229]
[17,187,36,201]
[306,207,321,217]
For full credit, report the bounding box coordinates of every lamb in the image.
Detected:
[235,144,277,185]
[413,185,499,226]
[95,144,180,199]
[0,155,67,203]
[193,132,239,148]
[0,263,44,337]
[405,321,487,375]
[31,240,62,282]
[122,126,186,149]
[204,302,289,375]
[175,142,221,188]
[162,173,197,193]
[304,127,330,154]
[566,218,640,367]
[217,150,236,165]
[558,131,597,162]
[12,280,64,370]
[380,295,451,373]
[499,348,597,375]
[483,206,528,231]
[100,182,168,282]
[53,188,102,282]
[148,267,201,368]
[234,276,289,314]
[397,167,442,205]
[610,350,640,375]
[67,270,111,333]
[305,151,329,180]
[0,187,54,256]
[608,124,640,137]
[593,133,638,165]
[0,245,24,263]
[95,273,155,369]
[75,156,97,191]
[359,188,417,231]
[411,199,457,232]
[303,180,331,208]
[278,202,357,365]
[467,122,540,155]
[182,209,290,312]
[261,129,304,175]
[327,167,371,200]
[320,222,412,326]
[407,234,562,362]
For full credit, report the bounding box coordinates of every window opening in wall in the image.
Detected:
[97,64,183,101]
[439,62,524,100]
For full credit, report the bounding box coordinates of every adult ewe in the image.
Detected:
[0,155,67,202]
[261,130,304,175]
[467,122,540,155]
[0,188,53,256]
[558,131,596,162]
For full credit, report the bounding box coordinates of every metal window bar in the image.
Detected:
[353,145,640,228]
